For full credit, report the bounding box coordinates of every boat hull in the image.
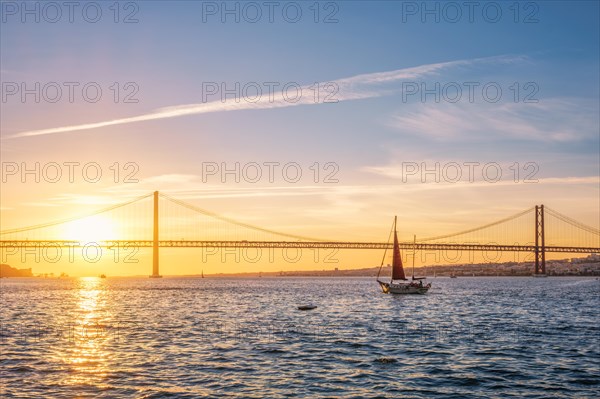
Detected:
[378,280,430,295]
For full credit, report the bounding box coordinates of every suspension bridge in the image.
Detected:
[1,191,599,276]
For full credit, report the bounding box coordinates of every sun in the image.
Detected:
[64,216,115,243]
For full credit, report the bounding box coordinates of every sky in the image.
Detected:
[1,1,599,276]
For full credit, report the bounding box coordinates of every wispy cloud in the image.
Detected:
[43,174,597,208]
[5,55,523,139]
[361,163,600,186]
[4,176,597,238]
[387,98,599,142]
[141,174,199,185]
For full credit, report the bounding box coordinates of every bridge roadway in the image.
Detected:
[1,240,598,254]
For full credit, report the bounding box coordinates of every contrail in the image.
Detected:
[5,55,521,139]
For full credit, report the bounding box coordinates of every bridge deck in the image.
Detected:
[1,240,597,253]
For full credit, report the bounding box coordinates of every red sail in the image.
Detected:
[391,218,406,280]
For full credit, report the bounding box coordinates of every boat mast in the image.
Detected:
[394,216,398,283]
[376,217,395,282]
[412,234,416,279]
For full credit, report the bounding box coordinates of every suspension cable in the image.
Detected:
[159,192,330,242]
[419,207,535,242]
[545,206,600,235]
[0,193,153,235]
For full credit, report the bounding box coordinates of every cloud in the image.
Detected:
[72,174,600,207]
[5,55,524,139]
[387,98,599,142]
[361,162,600,186]
[20,202,62,207]
[141,174,199,185]
[4,177,598,239]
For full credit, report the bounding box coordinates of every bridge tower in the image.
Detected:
[150,191,162,278]
[534,204,546,275]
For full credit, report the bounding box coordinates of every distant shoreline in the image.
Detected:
[3,255,598,279]
[3,275,600,280]
[5,273,599,279]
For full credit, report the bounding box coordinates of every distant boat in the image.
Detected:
[298,305,317,310]
[100,274,106,279]
[450,266,457,278]
[376,217,431,294]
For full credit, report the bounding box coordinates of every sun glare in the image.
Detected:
[64,216,115,243]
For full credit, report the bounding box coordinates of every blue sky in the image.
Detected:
[1,1,599,258]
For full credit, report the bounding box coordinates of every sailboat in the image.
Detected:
[377,217,431,295]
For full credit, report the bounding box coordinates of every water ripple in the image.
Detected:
[1,276,599,398]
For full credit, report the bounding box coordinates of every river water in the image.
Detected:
[1,276,598,398]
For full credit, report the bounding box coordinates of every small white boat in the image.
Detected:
[379,281,430,294]
[376,217,431,295]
